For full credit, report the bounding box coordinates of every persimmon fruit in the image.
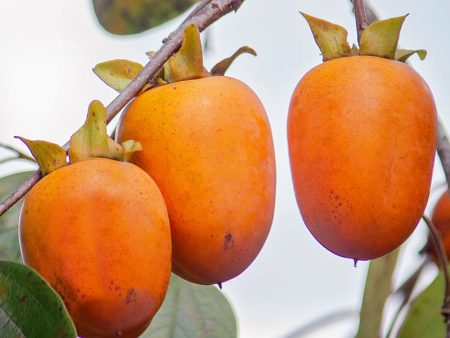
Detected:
[430,190,450,260]
[19,158,171,338]
[117,76,276,284]
[288,55,437,260]
[287,14,437,261]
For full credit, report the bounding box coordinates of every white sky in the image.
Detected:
[1,1,450,337]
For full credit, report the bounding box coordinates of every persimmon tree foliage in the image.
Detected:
[0,0,450,338]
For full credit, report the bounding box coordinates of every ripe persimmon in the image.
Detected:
[114,26,276,285]
[288,15,437,260]
[429,191,450,260]
[18,102,172,338]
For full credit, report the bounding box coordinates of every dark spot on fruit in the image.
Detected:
[224,233,234,250]
[125,288,137,305]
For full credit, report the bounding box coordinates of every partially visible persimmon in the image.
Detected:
[429,191,450,261]
[18,102,172,338]
[288,14,437,260]
[112,25,276,285]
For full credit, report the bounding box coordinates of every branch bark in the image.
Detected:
[353,0,368,43]
[0,0,245,217]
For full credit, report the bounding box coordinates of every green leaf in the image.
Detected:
[166,24,209,82]
[0,172,33,263]
[300,12,352,61]
[92,0,197,35]
[93,59,144,92]
[355,249,400,338]
[211,46,257,76]
[397,271,446,338]
[15,138,67,176]
[142,275,237,338]
[0,261,76,338]
[395,49,427,62]
[359,16,407,59]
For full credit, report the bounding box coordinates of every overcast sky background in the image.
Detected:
[1,1,450,337]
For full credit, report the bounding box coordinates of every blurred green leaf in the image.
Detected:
[142,274,237,338]
[92,0,198,35]
[355,249,399,338]
[397,272,446,338]
[0,172,34,263]
[0,261,76,338]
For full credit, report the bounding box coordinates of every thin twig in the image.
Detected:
[0,143,35,162]
[386,259,429,338]
[353,0,368,43]
[423,216,450,338]
[0,0,245,217]
[0,157,18,165]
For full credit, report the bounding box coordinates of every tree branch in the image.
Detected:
[423,216,450,338]
[353,0,368,44]
[0,0,245,217]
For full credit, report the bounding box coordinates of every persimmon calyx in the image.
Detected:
[166,24,209,82]
[211,46,257,76]
[94,25,258,92]
[15,137,67,176]
[359,15,407,59]
[301,12,426,63]
[69,100,142,163]
[301,12,353,61]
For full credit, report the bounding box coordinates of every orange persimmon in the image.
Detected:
[117,76,276,284]
[19,158,171,338]
[288,55,437,260]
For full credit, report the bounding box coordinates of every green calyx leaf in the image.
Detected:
[93,59,144,92]
[301,12,352,61]
[69,100,142,163]
[302,13,426,63]
[14,137,67,176]
[395,49,427,62]
[211,46,257,76]
[360,15,407,59]
[166,24,209,82]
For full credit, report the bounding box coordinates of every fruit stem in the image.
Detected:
[353,0,369,44]
[423,216,450,338]
[0,0,245,217]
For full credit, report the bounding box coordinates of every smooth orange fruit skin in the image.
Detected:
[431,191,450,259]
[117,76,276,284]
[19,158,171,338]
[288,56,437,260]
